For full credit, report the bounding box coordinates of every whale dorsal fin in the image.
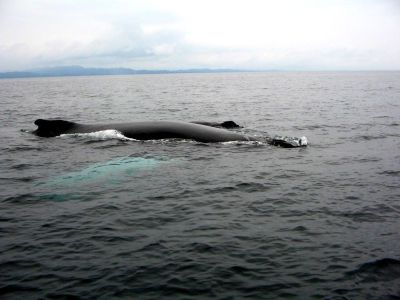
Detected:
[34,119,76,137]
[192,120,241,129]
[220,121,241,128]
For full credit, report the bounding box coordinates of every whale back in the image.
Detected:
[34,119,77,137]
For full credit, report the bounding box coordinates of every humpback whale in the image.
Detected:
[33,119,307,147]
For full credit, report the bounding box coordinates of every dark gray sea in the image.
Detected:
[1,72,400,299]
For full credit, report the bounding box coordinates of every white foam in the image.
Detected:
[60,130,138,141]
[58,131,308,146]
[300,136,308,146]
[221,140,268,146]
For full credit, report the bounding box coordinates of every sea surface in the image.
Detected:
[0,72,399,299]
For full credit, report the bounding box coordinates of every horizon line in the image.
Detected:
[0,65,399,79]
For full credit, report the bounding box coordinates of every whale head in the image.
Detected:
[33,119,76,137]
[269,135,308,148]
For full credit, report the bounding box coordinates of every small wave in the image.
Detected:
[346,258,400,282]
[202,182,271,195]
[235,182,270,192]
[3,193,36,203]
[293,124,345,130]
[3,192,88,203]
[357,134,388,141]
[373,115,390,119]
[10,163,31,170]
[338,211,384,222]
[353,156,382,163]
[0,284,42,296]
[5,145,43,153]
[379,170,400,177]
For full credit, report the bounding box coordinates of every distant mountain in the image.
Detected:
[0,66,247,79]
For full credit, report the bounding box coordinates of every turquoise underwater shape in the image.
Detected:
[46,156,166,187]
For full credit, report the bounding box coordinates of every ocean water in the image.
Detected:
[0,72,399,299]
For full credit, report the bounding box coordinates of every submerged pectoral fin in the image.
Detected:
[44,156,166,187]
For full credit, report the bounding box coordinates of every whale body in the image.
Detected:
[33,119,250,143]
[33,119,307,147]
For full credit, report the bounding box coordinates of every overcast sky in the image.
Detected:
[0,0,399,71]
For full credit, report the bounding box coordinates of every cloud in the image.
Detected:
[0,0,184,69]
[0,0,399,70]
